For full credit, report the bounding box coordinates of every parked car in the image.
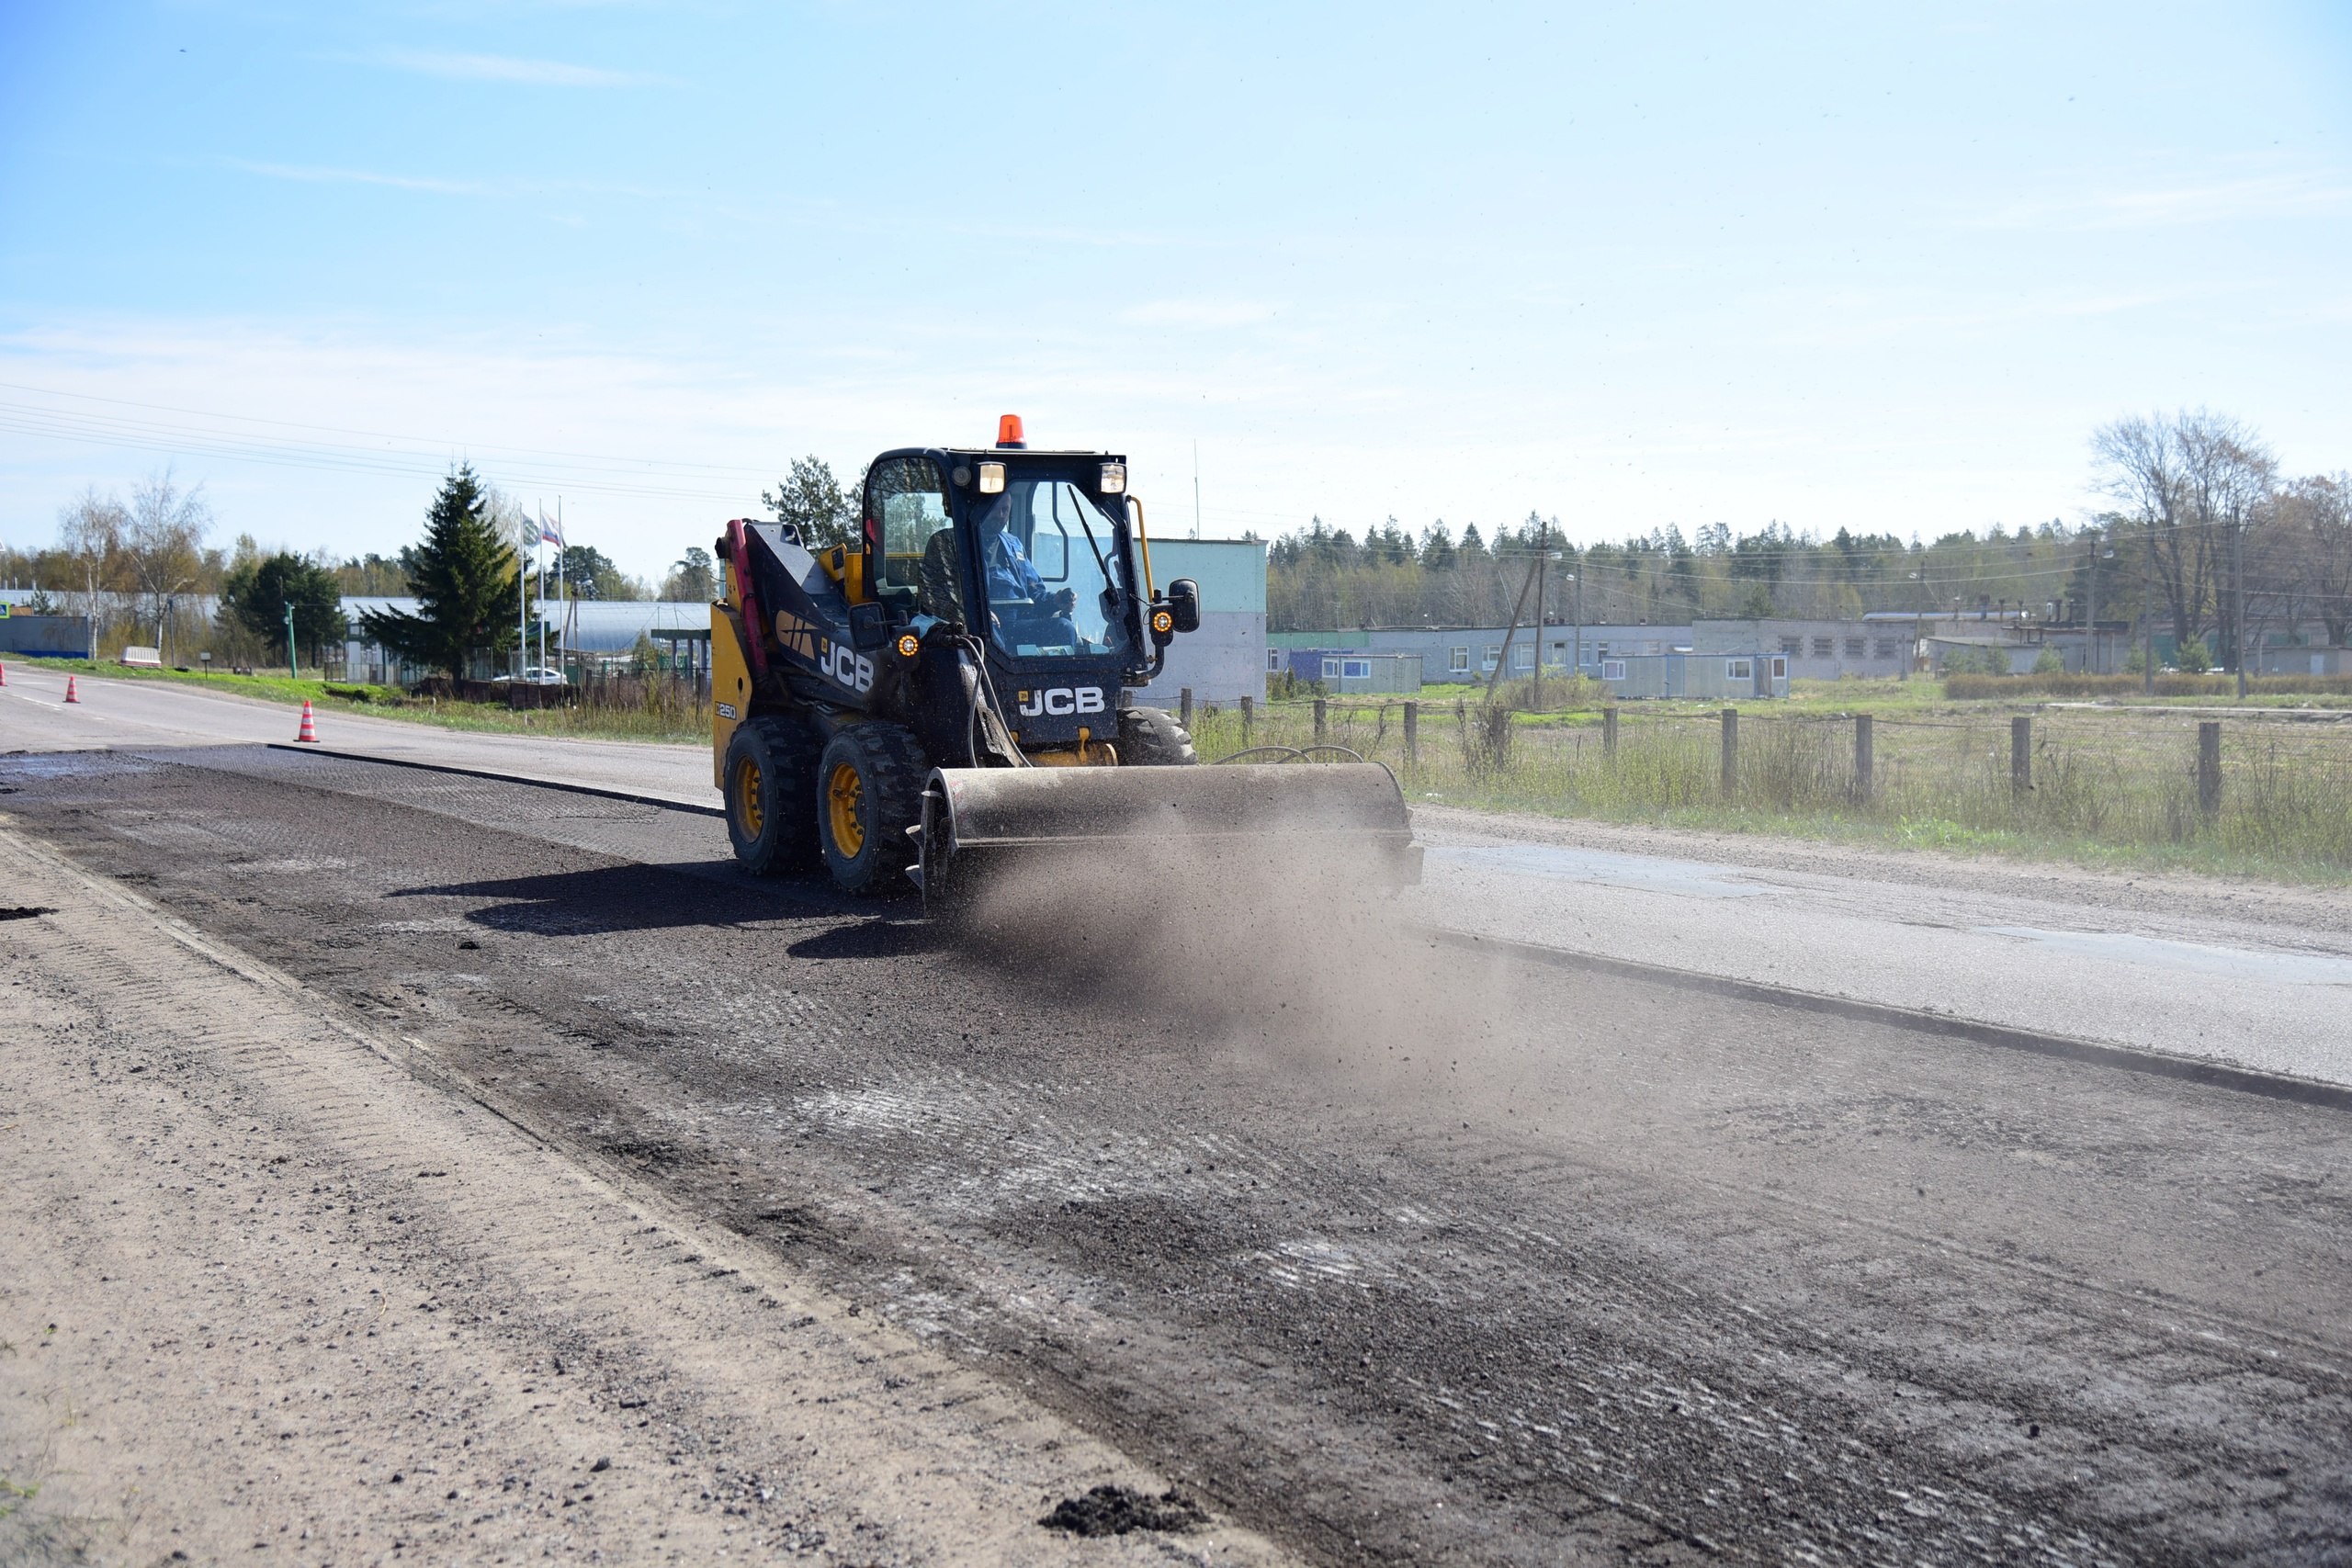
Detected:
[491,667,569,686]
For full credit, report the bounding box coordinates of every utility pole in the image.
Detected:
[1530,520,1550,708]
[285,603,299,680]
[1573,570,1584,689]
[2234,508,2250,699]
[2143,515,2156,697]
[1193,442,1201,541]
[2084,529,2099,674]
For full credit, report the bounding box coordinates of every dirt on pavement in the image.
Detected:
[0,821,1287,1567]
[6,748,2352,1566]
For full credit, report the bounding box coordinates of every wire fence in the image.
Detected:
[1187,697,2352,867]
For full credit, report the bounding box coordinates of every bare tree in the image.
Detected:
[2175,412,2275,677]
[121,470,212,635]
[2093,413,2202,658]
[2270,474,2352,649]
[2093,410,2277,674]
[56,485,130,627]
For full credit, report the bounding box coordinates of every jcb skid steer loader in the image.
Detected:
[711,416,1420,914]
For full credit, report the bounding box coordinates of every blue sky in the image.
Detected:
[1,1,2346,579]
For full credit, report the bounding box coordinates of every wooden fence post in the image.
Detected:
[1313,697,1328,741]
[1403,701,1419,771]
[2011,716,2031,797]
[2199,721,2222,822]
[1602,705,1619,761]
[1854,713,1873,804]
[1180,686,1193,730]
[1720,708,1738,796]
[1239,694,1253,746]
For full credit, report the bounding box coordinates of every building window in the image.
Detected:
[1843,637,1865,657]
[1780,637,1802,655]
[1872,637,1898,659]
[1601,659,1626,681]
[1770,656,1788,679]
[1321,658,1341,678]
[1267,649,1283,672]
[1513,644,1534,670]
[1549,640,1566,666]
[1726,659,1753,681]
[1811,637,1834,658]
[1450,647,1470,671]
[1482,645,1501,671]
[1341,659,1370,679]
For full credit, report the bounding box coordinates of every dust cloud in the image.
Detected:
[951,823,1545,1106]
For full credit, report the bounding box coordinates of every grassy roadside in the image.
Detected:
[34,660,2352,882]
[1196,685,2352,886]
[20,659,709,745]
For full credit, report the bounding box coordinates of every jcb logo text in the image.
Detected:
[1017,687,1105,717]
[820,641,874,694]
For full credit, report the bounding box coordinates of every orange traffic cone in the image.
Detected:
[295,699,319,742]
[0,661,7,686]
[63,676,79,704]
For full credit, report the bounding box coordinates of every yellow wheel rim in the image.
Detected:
[826,761,865,856]
[734,755,765,839]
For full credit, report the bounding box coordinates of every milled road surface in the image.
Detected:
[0,786,1286,1567]
[4,743,2349,1564]
[13,667,2352,1085]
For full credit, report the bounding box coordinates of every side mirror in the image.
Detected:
[1168,578,1202,635]
[847,601,890,652]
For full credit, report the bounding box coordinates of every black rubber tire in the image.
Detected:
[723,715,821,874]
[1117,705,1198,766]
[817,722,930,896]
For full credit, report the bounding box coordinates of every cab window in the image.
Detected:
[870,458,958,620]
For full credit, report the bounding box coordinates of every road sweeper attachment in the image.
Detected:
[709,417,1419,909]
[912,757,1419,917]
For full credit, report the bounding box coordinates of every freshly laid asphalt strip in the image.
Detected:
[7,745,2351,1565]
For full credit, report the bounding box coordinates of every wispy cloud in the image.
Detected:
[1118,299,1279,327]
[373,49,660,87]
[1967,173,2352,231]
[226,159,494,197]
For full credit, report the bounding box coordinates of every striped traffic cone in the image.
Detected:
[295,699,319,742]
[63,676,79,704]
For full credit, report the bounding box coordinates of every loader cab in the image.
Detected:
[865,444,1149,748]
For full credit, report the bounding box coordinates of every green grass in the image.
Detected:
[26,660,710,745]
[1192,691,2352,884]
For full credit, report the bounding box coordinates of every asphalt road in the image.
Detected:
[12,667,2350,1089]
[5,741,2348,1565]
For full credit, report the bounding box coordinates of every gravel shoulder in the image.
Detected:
[0,822,1283,1567]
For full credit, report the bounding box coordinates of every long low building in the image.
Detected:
[1272,625,1694,684]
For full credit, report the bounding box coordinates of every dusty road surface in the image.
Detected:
[3,741,2349,1565]
[0,774,1286,1566]
[14,669,2352,1084]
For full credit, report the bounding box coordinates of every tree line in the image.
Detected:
[1266,412,2351,666]
[4,466,725,668]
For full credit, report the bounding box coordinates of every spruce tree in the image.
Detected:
[359,465,520,680]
